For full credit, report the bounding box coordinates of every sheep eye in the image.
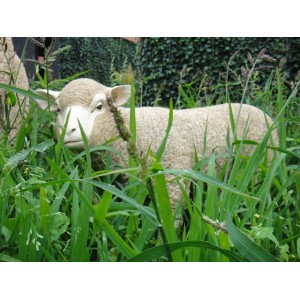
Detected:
[96,103,103,111]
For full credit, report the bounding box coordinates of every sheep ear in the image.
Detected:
[110,85,131,106]
[33,89,60,112]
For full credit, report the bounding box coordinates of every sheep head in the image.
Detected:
[33,78,131,149]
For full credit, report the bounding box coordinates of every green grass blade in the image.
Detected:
[276,70,286,149]
[204,153,218,219]
[69,124,93,261]
[186,183,204,261]
[40,186,50,236]
[86,180,159,226]
[226,214,279,262]
[102,220,137,259]
[0,253,21,262]
[5,140,55,168]
[78,122,93,256]
[129,85,137,145]
[45,158,95,214]
[126,240,244,262]
[94,191,113,231]
[127,84,138,210]
[0,83,48,101]
[295,172,300,216]
[70,168,80,256]
[155,99,173,161]
[159,169,260,201]
[240,153,286,227]
[134,217,158,251]
[152,169,182,261]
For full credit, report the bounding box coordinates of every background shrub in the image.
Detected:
[137,37,300,106]
[59,37,136,86]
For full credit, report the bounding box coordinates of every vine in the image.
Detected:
[137,37,298,106]
[59,37,136,86]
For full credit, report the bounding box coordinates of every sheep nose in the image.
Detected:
[66,127,77,136]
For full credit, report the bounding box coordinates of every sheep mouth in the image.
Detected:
[64,140,84,148]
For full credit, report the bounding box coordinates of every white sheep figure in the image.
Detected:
[0,37,29,140]
[33,78,278,209]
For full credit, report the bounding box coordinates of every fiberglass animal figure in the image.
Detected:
[33,78,278,209]
[0,37,29,140]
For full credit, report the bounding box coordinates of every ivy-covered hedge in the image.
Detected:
[59,37,136,86]
[138,37,300,106]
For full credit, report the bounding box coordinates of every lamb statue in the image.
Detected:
[0,37,29,140]
[33,78,278,208]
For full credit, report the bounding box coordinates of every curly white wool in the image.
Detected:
[33,78,279,209]
[0,37,29,139]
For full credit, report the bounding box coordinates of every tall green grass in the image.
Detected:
[0,62,299,261]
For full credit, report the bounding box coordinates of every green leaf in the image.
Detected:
[0,253,21,262]
[250,227,279,247]
[127,240,244,262]
[219,231,231,262]
[5,91,17,106]
[226,214,279,262]
[5,140,55,168]
[50,213,70,242]
[295,172,300,206]
[102,220,137,259]
[94,191,113,231]
[87,180,159,227]
[40,187,50,236]
[0,83,48,101]
[158,169,260,202]
[155,99,173,162]
[152,170,180,261]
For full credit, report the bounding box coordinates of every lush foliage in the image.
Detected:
[137,37,300,106]
[0,42,299,262]
[59,37,136,86]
